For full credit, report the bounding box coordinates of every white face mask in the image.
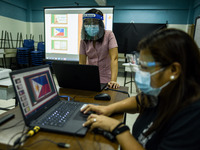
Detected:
[135,68,170,97]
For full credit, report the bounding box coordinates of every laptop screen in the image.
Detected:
[10,66,57,119]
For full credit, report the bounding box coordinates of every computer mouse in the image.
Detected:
[94,93,111,101]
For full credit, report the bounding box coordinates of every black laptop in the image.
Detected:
[52,61,107,92]
[10,64,89,136]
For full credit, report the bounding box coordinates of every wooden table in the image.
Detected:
[0,86,129,150]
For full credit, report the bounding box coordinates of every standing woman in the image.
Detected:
[79,9,119,89]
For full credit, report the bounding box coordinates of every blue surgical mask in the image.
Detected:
[84,25,99,37]
[135,68,170,97]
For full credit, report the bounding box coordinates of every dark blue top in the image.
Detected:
[132,100,200,150]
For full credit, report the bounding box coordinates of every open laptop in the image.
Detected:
[52,61,107,92]
[10,64,89,136]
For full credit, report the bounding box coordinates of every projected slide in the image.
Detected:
[51,27,68,38]
[52,40,68,50]
[52,14,68,24]
[44,7,114,61]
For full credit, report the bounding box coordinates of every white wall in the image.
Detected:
[0,15,194,48]
[30,22,44,42]
[167,24,194,36]
[0,16,27,44]
[0,16,45,48]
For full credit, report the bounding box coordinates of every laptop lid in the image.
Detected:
[52,61,107,92]
[10,65,89,136]
[10,65,59,125]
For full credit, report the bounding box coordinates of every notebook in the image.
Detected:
[52,61,107,92]
[9,64,89,136]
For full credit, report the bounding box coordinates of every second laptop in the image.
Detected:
[52,61,107,92]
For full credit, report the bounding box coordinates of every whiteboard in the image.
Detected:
[194,16,200,48]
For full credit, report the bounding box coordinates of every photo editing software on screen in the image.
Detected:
[44,7,114,61]
[11,68,57,118]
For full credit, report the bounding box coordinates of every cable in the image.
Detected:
[105,87,130,97]
[0,120,23,131]
[73,127,85,150]
[22,139,70,149]
[7,123,27,150]
[13,126,70,149]
[73,126,102,150]
[93,133,101,150]
[12,126,40,149]
[3,105,15,109]
[0,104,15,111]
[7,131,24,150]
[59,95,74,101]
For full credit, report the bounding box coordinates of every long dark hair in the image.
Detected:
[138,28,200,136]
[83,8,105,43]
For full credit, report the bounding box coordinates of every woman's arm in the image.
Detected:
[84,113,144,150]
[116,130,145,150]
[81,96,139,115]
[83,96,144,150]
[108,96,139,114]
[79,54,87,64]
[109,47,118,82]
[108,47,119,88]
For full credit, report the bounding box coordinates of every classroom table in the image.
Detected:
[0,86,129,150]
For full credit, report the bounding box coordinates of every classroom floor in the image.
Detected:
[0,75,139,133]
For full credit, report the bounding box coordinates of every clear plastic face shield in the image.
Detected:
[134,61,170,98]
[81,13,105,40]
[126,53,161,72]
[138,61,161,72]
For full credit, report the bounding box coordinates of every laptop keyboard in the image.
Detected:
[38,101,82,127]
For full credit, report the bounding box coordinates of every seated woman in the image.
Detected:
[81,28,200,150]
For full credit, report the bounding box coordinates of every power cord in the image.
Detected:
[59,95,94,102]
[93,128,115,142]
[13,126,70,149]
[59,95,75,101]
[23,139,70,148]
[7,123,27,150]
[73,126,102,150]
[105,87,130,97]
[0,120,23,131]
[13,126,40,149]
[22,139,70,149]
[93,133,101,150]
[0,105,15,111]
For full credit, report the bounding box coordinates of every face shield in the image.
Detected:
[81,13,105,40]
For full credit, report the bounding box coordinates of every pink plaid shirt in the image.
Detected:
[79,30,118,83]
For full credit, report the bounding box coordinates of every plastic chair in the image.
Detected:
[17,39,34,67]
[23,39,34,51]
[37,42,45,52]
[30,42,45,66]
[31,51,44,66]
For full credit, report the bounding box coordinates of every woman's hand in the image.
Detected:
[80,104,113,116]
[83,114,120,132]
[108,81,120,89]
